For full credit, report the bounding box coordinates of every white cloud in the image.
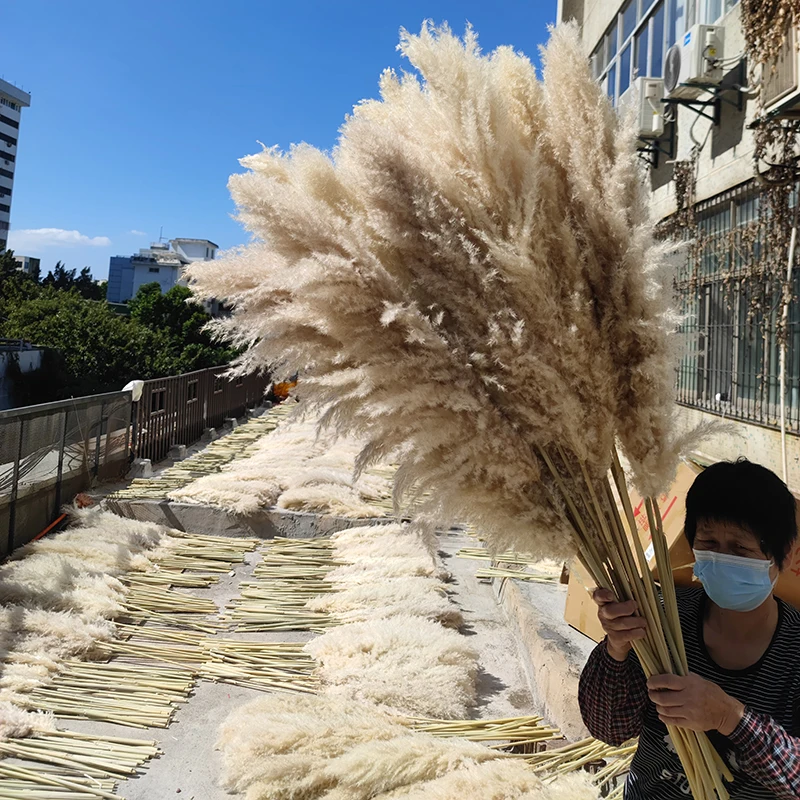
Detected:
[7,228,112,252]
[129,229,147,236]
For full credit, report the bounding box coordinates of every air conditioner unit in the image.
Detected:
[762,22,800,117]
[619,77,666,139]
[664,24,725,100]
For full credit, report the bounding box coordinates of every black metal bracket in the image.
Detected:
[636,119,677,169]
[660,59,748,128]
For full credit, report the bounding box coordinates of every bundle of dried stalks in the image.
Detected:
[217,694,597,800]
[188,21,723,796]
[169,416,393,518]
[305,614,477,718]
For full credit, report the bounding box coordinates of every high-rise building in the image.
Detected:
[0,79,31,252]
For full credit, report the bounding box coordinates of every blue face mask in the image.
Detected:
[693,550,777,612]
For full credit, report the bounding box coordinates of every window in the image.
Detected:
[0,133,16,147]
[213,375,224,393]
[635,23,649,79]
[651,3,666,77]
[187,380,198,402]
[622,0,637,40]
[620,43,633,95]
[607,64,618,101]
[0,204,9,213]
[148,267,159,273]
[0,114,19,129]
[0,98,19,112]
[594,1,671,104]
[0,168,12,180]
[606,22,618,70]
[675,180,800,431]
[0,187,10,198]
[2,152,15,164]
[205,247,210,258]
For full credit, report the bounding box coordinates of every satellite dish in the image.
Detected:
[664,45,682,94]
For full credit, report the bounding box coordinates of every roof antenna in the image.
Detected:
[158,226,165,243]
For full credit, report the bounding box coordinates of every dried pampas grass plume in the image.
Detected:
[169,416,392,518]
[305,615,477,718]
[217,695,600,800]
[186,22,684,562]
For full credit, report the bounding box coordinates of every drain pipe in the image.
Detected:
[780,201,799,484]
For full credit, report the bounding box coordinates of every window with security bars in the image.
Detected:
[674,181,800,432]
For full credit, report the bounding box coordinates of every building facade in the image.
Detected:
[0,79,31,253]
[13,254,40,277]
[558,0,800,489]
[106,238,218,304]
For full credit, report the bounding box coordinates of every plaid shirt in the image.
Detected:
[579,637,800,799]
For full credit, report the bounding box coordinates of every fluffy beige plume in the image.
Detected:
[311,523,460,626]
[305,615,477,718]
[0,507,172,714]
[186,22,684,561]
[0,701,55,740]
[170,416,392,518]
[217,695,594,800]
[308,577,461,627]
[376,761,599,800]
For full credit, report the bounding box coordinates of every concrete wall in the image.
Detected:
[676,405,800,491]
[0,348,44,410]
[131,263,180,297]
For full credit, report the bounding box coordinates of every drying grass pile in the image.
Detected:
[302,523,473,716]
[169,413,393,518]
[190,20,725,798]
[0,507,174,708]
[306,615,476,718]
[217,694,599,800]
[309,523,459,627]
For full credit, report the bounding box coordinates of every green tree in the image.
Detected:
[1,287,165,398]
[0,249,40,317]
[41,262,105,300]
[129,283,237,372]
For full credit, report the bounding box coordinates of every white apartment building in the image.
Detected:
[107,238,218,304]
[558,0,800,488]
[0,79,31,253]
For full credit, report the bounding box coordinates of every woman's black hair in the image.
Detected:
[684,458,797,569]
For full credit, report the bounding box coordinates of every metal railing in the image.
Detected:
[133,367,270,463]
[0,391,132,558]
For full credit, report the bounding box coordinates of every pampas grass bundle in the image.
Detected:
[307,577,460,627]
[217,695,599,800]
[187,21,724,797]
[169,416,393,518]
[305,615,477,718]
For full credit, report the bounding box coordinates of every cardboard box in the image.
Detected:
[564,460,702,642]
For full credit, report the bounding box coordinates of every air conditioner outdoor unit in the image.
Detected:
[762,22,800,117]
[664,24,725,100]
[619,77,666,139]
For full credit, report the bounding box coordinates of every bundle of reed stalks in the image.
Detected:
[527,736,637,796]
[186,20,723,797]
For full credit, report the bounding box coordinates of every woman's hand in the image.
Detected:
[647,673,745,735]
[592,588,647,662]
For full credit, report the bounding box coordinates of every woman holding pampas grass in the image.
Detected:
[580,459,800,799]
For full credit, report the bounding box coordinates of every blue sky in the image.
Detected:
[4,1,556,279]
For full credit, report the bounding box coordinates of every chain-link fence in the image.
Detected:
[0,391,132,559]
